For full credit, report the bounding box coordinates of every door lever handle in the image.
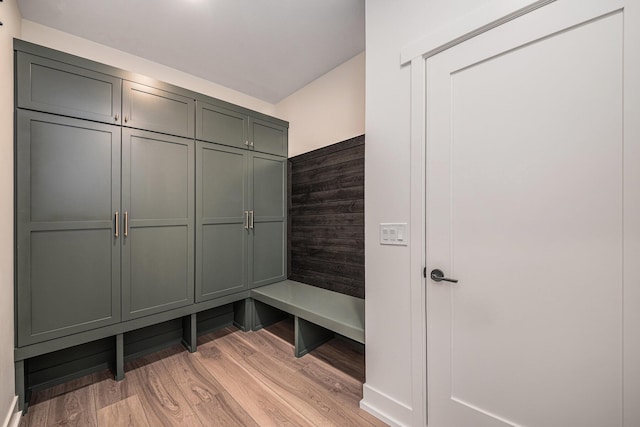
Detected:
[430,269,458,283]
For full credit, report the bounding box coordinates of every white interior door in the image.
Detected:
[425,1,639,426]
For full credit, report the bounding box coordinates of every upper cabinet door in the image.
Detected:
[249,117,288,157]
[196,101,248,149]
[122,81,195,138]
[16,52,122,124]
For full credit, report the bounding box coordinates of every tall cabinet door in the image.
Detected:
[249,152,287,288]
[16,111,121,346]
[196,142,248,302]
[122,129,194,320]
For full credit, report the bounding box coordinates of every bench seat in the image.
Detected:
[250,280,364,357]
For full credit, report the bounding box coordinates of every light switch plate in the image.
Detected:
[380,223,408,246]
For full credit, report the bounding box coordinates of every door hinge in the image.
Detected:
[423,267,427,278]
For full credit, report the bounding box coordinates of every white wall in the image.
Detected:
[20,20,278,117]
[0,0,21,424]
[275,52,365,157]
[363,1,493,426]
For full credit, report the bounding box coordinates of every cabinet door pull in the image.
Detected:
[124,211,129,237]
[249,210,254,229]
[124,116,129,123]
[244,211,249,229]
[114,113,119,122]
[115,211,119,237]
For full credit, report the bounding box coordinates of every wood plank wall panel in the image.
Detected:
[288,135,364,298]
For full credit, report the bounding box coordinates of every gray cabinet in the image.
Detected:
[122,129,195,319]
[196,144,286,299]
[196,102,248,149]
[122,81,195,138]
[16,52,122,125]
[13,42,288,394]
[196,100,288,156]
[250,118,288,157]
[249,152,287,287]
[16,110,122,346]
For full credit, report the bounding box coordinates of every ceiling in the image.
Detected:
[17,0,365,104]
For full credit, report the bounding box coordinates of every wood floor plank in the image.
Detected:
[194,342,314,427]
[96,395,150,427]
[234,328,310,371]
[19,388,51,427]
[92,370,132,411]
[46,375,97,427]
[159,346,258,427]
[216,336,376,427]
[124,354,203,427]
[21,319,385,427]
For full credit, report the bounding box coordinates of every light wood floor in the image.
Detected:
[20,319,386,426]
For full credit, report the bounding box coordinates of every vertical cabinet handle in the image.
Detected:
[244,211,249,229]
[124,116,129,123]
[114,211,119,237]
[124,211,129,237]
[114,113,119,122]
[249,210,254,229]
[249,141,254,147]
[244,140,249,147]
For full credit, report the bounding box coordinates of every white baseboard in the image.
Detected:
[360,383,414,427]
[2,396,21,427]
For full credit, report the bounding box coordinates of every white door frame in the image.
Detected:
[403,0,638,425]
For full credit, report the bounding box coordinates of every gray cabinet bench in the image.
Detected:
[250,280,365,357]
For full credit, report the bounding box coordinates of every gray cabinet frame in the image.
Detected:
[13,39,289,411]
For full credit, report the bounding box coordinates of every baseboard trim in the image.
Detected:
[2,396,21,427]
[360,383,414,427]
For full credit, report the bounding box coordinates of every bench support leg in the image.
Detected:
[15,360,27,412]
[114,333,125,381]
[294,316,334,358]
[252,299,287,331]
[233,298,253,332]
[182,313,197,353]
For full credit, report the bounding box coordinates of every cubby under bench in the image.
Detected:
[249,280,365,357]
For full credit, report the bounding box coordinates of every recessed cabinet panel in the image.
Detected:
[30,230,114,335]
[197,102,248,149]
[129,134,190,220]
[123,81,195,138]
[201,224,246,299]
[17,53,121,124]
[30,121,112,222]
[128,226,190,314]
[250,118,287,156]
[122,129,194,320]
[251,221,286,287]
[16,111,121,347]
[201,145,246,218]
[253,154,286,218]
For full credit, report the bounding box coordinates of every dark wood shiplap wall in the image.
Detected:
[288,135,365,299]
